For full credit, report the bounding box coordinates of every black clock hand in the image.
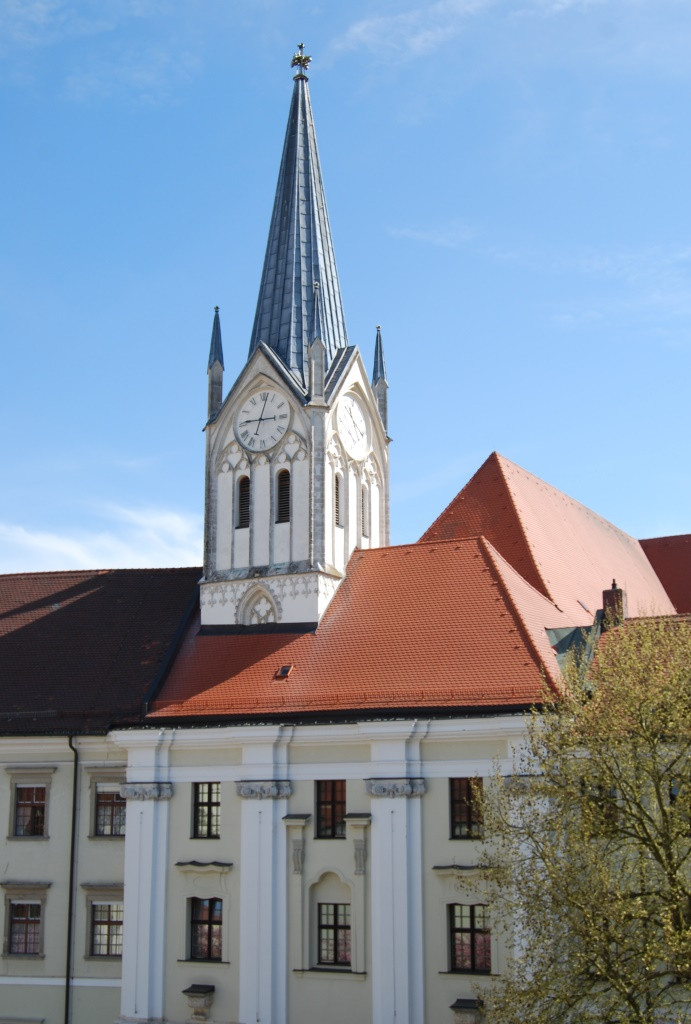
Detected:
[254,395,270,434]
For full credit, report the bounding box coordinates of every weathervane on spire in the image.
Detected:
[291,42,311,79]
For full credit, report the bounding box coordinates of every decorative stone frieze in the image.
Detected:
[236,780,292,800]
[120,782,173,801]
[365,778,426,798]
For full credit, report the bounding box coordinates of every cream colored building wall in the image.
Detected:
[114,716,524,1024]
[0,734,126,1024]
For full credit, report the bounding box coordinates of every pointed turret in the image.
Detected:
[207,306,224,419]
[248,46,348,389]
[372,325,388,430]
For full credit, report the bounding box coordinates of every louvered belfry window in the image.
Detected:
[237,476,250,529]
[335,474,343,527]
[276,469,290,523]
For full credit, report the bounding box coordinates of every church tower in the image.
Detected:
[201,47,390,628]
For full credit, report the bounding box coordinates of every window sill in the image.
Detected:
[6,835,49,841]
[84,954,122,961]
[177,958,229,965]
[190,835,221,841]
[294,967,366,979]
[439,969,492,976]
[2,953,45,960]
[314,835,346,841]
[89,834,125,840]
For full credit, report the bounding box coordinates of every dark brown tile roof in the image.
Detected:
[0,568,200,734]
[640,535,691,613]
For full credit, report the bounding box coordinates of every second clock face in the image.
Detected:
[235,389,290,451]
[336,393,370,461]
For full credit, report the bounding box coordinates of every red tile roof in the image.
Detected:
[149,537,576,720]
[421,452,674,621]
[0,568,200,734]
[639,535,691,613]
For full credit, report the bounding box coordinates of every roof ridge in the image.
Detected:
[479,536,562,694]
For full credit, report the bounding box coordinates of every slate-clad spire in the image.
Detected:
[372,325,388,431]
[372,325,387,384]
[207,306,224,419]
[248,47,348,388]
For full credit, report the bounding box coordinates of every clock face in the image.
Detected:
[336,394,370,461]
[235,389,290,451]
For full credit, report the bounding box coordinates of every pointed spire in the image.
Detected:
[207,306,224,419]
[372,325,388,431]
[372,325,387,384]
[208,306,224,370]
[248,48,349,388]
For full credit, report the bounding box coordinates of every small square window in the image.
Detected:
[449,778,483,839]
[13,786,46,837]
[315,780,346,839]
[448,904,491,973]
[193,783,221,839]
[95,787,126,837]
[90,901,123,957]
[190,897,223,961]
[318,903,351,966]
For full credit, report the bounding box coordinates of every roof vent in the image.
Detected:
[275,664,294,679]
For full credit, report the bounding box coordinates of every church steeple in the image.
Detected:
[248,46,348,388]
[372,325,388,431]
[207,306,224,420]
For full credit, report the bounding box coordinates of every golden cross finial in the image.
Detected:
[291,42,312,78]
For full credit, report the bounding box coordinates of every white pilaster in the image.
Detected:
[367,726,427,1024]
[116,731,174,1024]
[236,729,291,1024]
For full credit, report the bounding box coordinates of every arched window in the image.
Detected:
[361,484,369,538]
[236,476,250,529]
[276,469,290,524]
[334,474,343,528]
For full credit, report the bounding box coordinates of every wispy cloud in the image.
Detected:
[389,219,475,248]
[0,503,202,573]
[332,0,494,63]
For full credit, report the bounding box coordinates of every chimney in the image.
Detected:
[602,579,628,628]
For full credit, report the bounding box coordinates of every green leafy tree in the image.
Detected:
[477,617,691,1024]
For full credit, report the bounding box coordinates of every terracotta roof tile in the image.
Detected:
[639,535,691,613]
[420,452,674,621]
[0,568,200,733]
[149,539,572,720]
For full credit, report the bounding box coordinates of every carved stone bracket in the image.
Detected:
[284,813,310,875]
[365,778,426,798]
[345,813,371,876]
[183,983,215,1022]
[120,782,173,801]
[236,780,292,800]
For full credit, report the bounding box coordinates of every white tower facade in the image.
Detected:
[201,52,389,628]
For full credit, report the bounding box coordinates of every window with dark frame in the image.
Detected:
[90,901,123,956]
[9,902,41,955]
[449,777,483,839]
[190,897,222,961]
[13,786,46,837]
[95,788,126,836]
[448,903,491,973]
[237,476,250,529]
[315,780,346,838]
[276,469,290,523]
[193,782,221,839]
[318,902,351,966]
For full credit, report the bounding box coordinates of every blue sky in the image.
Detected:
[1,0,690,572]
